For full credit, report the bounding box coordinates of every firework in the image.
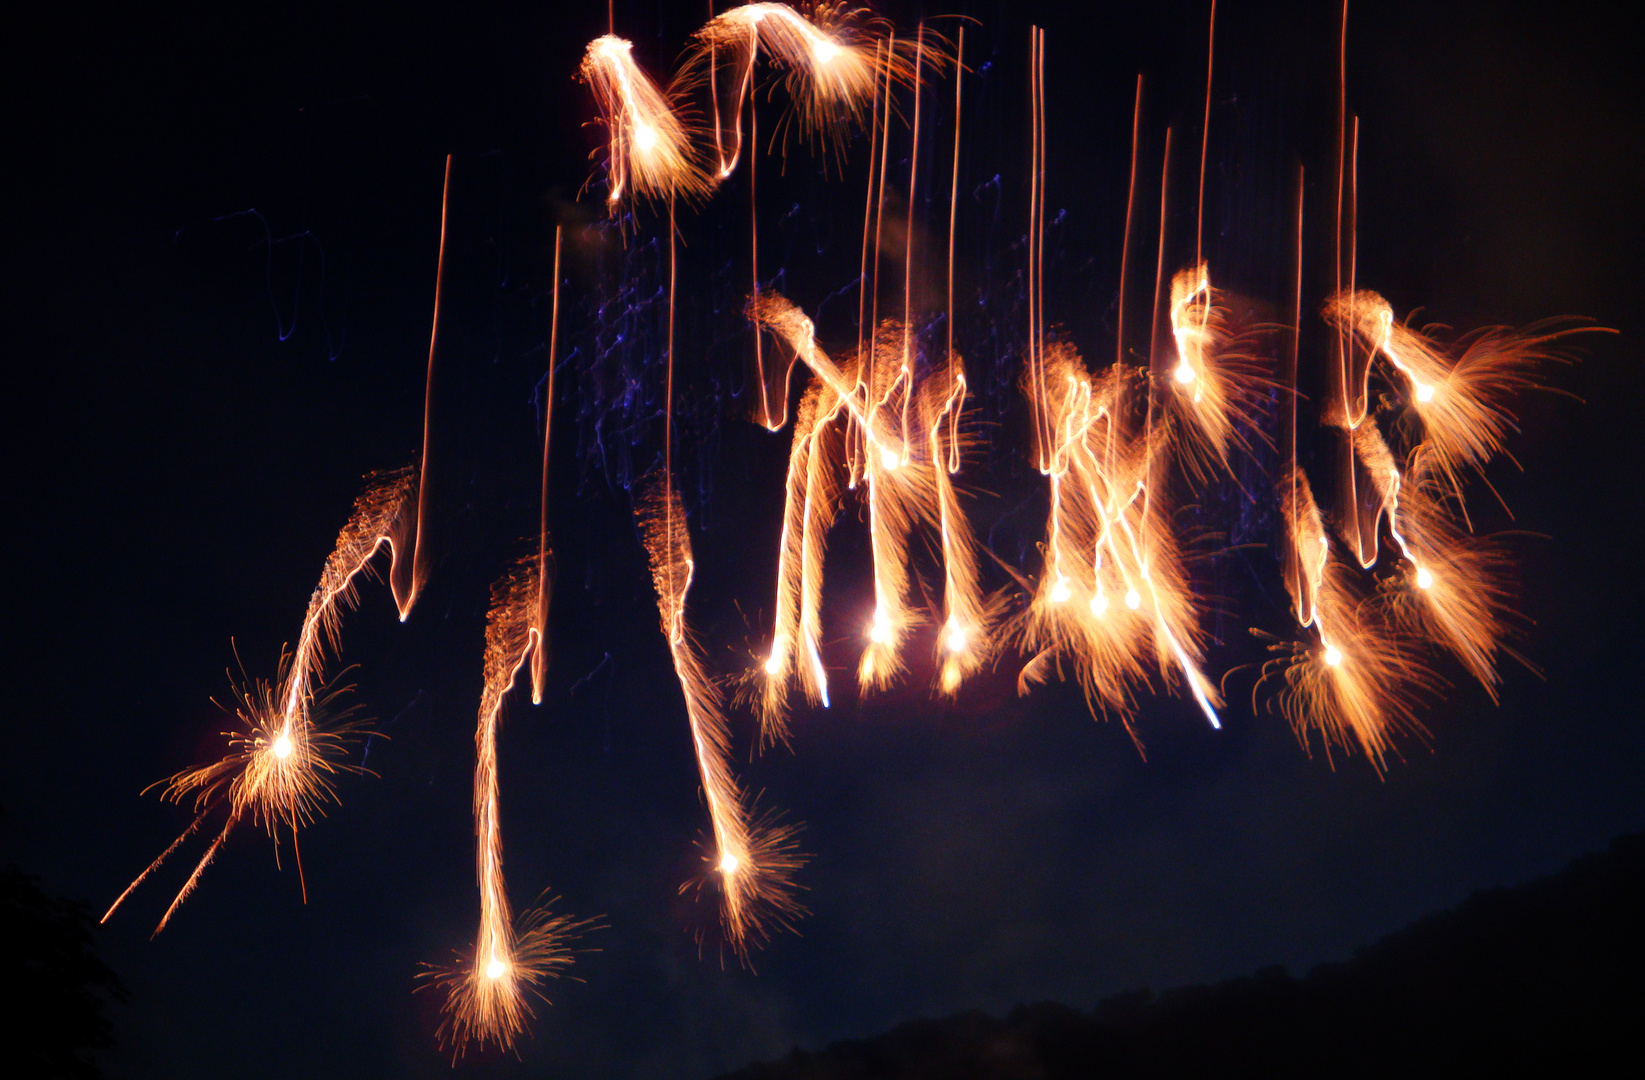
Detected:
[422,560,588,1057]
[1016,350,1222,731]
[1325,290,1584,503]
[749,292,996,715]
[684,3,925,174]
[579,36,713,207]
[104,471,417,932]
[1262,465,1437,768]
[1164,265,1273,480]
[638,480,806,959]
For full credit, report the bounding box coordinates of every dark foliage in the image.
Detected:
[721,832,1645,1078]
[1,864,130,1080]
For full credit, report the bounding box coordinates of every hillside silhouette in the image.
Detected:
[720,832,1645,1079]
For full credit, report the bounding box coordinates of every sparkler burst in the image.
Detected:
[684,3,929,175]
[637,480,806,960]
[1164,265,1274,482]
[1324,291,1591,503]
[1015,348,1222,733]
[579,35,713,207]
[421,559,591,1058]
[1262,465,1437,769]
[105,470,418,933]
[748,293,1000,719]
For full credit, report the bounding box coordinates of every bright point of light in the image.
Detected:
[869,609,891,644]
[1324,645,1343,667]
[814,39,841,64]
[1174,362,1195,384]
[1090,593,1109,616]
[486,956,508,980]
[1416,567,1434,590]
[1050,578,1072,604]
[764,641,785,675]
[1415,383,1435,403]
[272,734,293,760]
[945,620,968,653]
[879,446,899,471]
[1124,588,1142,610]
[719,853,741,874]
[633,123,658,151]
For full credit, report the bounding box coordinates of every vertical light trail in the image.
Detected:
[944,25,964,470]
[1028,28,1041,469]
[405,154,449,621]
[1118,75,1142,372]
[1195,1,1216,271]
[531,226,562,705]
[424,562,584,1057]
[655,188,803,956]
[898,26,924,461]
[751,53,781,430]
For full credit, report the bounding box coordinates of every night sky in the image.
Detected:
[8,2,1644,1077]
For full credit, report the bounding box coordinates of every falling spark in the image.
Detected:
[685,3,926,173]
[1164,264,1273,481]
[1324,290,1589,502]
[105,471,418,932]
[1377,443,1523,699]
[422,560,589,1057]
[637,481,806,959]
[1016,350,1222,730]
[1261,465,1436,769]
[530,226,564,706]
[579,36,713,206]
[748,291,995,712]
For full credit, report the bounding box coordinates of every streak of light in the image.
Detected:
[579,36,712,207]
[1164,265,1274,479]
[531,226,563,706]
[422,561,587,1057]
[106,471,419,933]
[639,482,806,959]
[686,4,925,174]
[1262,466,1436,770]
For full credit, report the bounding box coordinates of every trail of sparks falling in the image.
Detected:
[107,158,456,931]
[422,560,586,1058]
[579,35,713,208]
[638,481,806,960]
[686,3,922,175]
[748,293,999,728]
[1017,350,1223,733]
[103,3,1608,1058]
[105,470,419,933]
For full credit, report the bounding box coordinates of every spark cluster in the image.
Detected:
[104,2,1603,1062]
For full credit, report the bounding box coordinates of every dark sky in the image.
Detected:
[7,1,1643,1077]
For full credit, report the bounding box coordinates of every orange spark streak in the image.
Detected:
[531,226,563,705]
[1263,466,1436,770]
[1324,291,1589,504]
[106,471,417,932]
[423,561,586,1057]
[1165,264,1273,480]
[639,481,805,959]
[685,4,925,172]
[402,154,449,621]
[1016,350,1222,730]
[579,36,712,208]
[747,291,993,711]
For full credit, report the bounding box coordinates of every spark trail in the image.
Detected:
[422,560,586,1057]
[748,293,997,723]
[106,158,455,931]
[638,482,806,959]
[104,470,418,933]
[579,36,713,208]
